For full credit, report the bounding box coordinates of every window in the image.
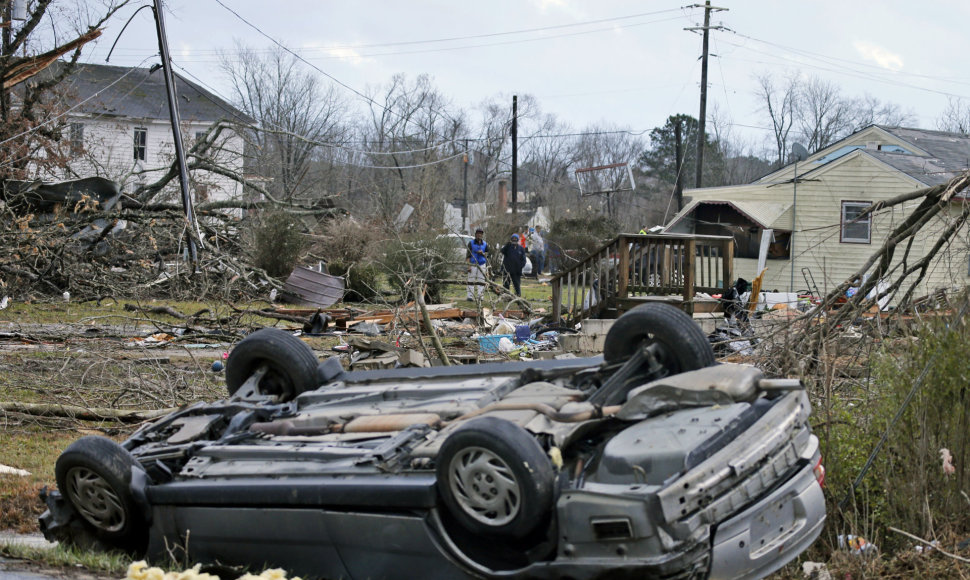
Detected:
[133,127,147,161]
[841,201,871,243]
[69,123,84,152]
[195,131,206,143]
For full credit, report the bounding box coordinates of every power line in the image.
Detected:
[0,58,154,149]
[103,8,691,63]
[719,31,970,100]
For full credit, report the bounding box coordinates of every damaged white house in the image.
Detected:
[42,62,251,205]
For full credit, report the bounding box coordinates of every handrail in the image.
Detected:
[550,233,733,324]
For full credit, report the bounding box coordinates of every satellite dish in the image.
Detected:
[791,143,809,163]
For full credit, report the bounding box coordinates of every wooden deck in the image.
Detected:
[550,233,733,325]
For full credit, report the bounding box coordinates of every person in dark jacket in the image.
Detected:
[500,234,527,296]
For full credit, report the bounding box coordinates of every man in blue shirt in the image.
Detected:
[466,228,489,301]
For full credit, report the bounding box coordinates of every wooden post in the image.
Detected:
[683,239,696,314]
[552,278,562,321]
[617,235,630,300]
[721,237,734,293]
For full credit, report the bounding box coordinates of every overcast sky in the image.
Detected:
[79,0,970,154]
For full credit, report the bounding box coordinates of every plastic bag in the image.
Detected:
[498,337,516,353]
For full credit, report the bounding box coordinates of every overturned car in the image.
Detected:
[41,303,825,580]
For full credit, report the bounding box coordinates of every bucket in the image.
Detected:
[478,334,513,354]
[514,324,531,342]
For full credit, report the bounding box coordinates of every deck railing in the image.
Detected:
[550,233,734,324]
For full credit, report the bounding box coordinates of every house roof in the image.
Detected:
[48,61,252,125]
[665,199,793,232]
[751,125,970,189]
[869,126,970,186]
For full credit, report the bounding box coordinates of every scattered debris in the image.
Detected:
[282,266,345,308]
[0,464,30,477]
[941,448,956,476]
[801,561,831,580]
[838,534,877,556]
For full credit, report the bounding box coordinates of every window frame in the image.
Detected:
[69,122,84,152]
[133,127,147,161]
[840,200,872,244]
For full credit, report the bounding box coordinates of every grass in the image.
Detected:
[0,298,286,329]
[0,541,132,577]
[0,430,84,533]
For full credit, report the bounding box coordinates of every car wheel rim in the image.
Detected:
[448,446,520,527]
[64,467,126,532]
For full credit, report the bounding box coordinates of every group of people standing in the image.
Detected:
[465,225,548,299]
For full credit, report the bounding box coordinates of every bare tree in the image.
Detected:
[756,72,916,160]
[755,72,799,166]
[220,43,348,204]
[519,111,575,214]
[358,73,467,231]
[0,0,132,182]
[570,123,646,225]
[937,97,970,134]
[708,104,774,185]
[470,97,512,201]
[852,94,914,129]
[797,77,854,152]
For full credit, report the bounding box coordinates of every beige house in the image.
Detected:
[664,125,970,300]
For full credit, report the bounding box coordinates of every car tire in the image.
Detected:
[54,436,148,554]
[437,417,554,539]
[603,302,715,371]
[226,328,319,401]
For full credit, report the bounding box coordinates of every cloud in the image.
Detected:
[325,46,365,65]
[300,43,367,66]
[530,0,567,10]
[854,41,903,70]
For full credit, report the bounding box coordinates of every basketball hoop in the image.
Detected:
[575,162,635,197]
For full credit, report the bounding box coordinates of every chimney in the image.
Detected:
[498,180,508,213]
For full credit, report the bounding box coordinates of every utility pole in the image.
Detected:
[462,138,469,233]
[511,94,518,214]
[152,0,201,266]
[674,120,683,211]
[686,2,727,189]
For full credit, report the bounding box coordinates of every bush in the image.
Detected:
[380,235,456,304]
[546,216,620,273]
[822,313,970,549]
[247,211,307,279]
[327,261,382,302]
[313,217,384,264]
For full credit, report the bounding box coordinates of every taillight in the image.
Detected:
[813,457,825,488]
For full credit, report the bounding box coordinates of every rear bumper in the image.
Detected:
[708,455,825,580]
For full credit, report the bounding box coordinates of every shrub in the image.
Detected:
[313,217,384,264]
[247,211,307,279]
[327,261,382,302]
[823,313,970,549]
[380,235,456,304]
[546,216,620,273]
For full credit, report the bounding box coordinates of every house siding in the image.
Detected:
[46,115,245,206]
[676,147,970,299]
